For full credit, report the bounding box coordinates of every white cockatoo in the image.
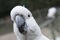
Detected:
[10,5,49,40]
[47,7,57,19]
[40,7,57,27]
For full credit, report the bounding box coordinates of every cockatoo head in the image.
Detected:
[47,7,57,19]
[10,6,32,21]
[10,6,32,34]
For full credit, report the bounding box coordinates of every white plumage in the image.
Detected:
[10,6,49,40]
[47,7,57,18]
[56,37,60,40]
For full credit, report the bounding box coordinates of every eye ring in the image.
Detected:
[28,15,30,17]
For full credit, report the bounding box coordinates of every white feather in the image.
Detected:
[47,7,57,18]
[10,5,50,40]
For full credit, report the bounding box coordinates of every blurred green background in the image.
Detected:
[0,0,60,40]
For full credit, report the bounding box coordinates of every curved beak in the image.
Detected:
[15,15,27,34]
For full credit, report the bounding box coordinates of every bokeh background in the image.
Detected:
[0,0,60,40]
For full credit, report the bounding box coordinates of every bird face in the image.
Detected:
[10,6,32,34]
[14,14,27,34]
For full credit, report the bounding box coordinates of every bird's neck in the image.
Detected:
[25,17,42,40]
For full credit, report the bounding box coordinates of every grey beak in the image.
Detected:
[15,15,25,26]
[15,15,27,34]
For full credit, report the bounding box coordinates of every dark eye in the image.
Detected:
[28,15,30,17]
